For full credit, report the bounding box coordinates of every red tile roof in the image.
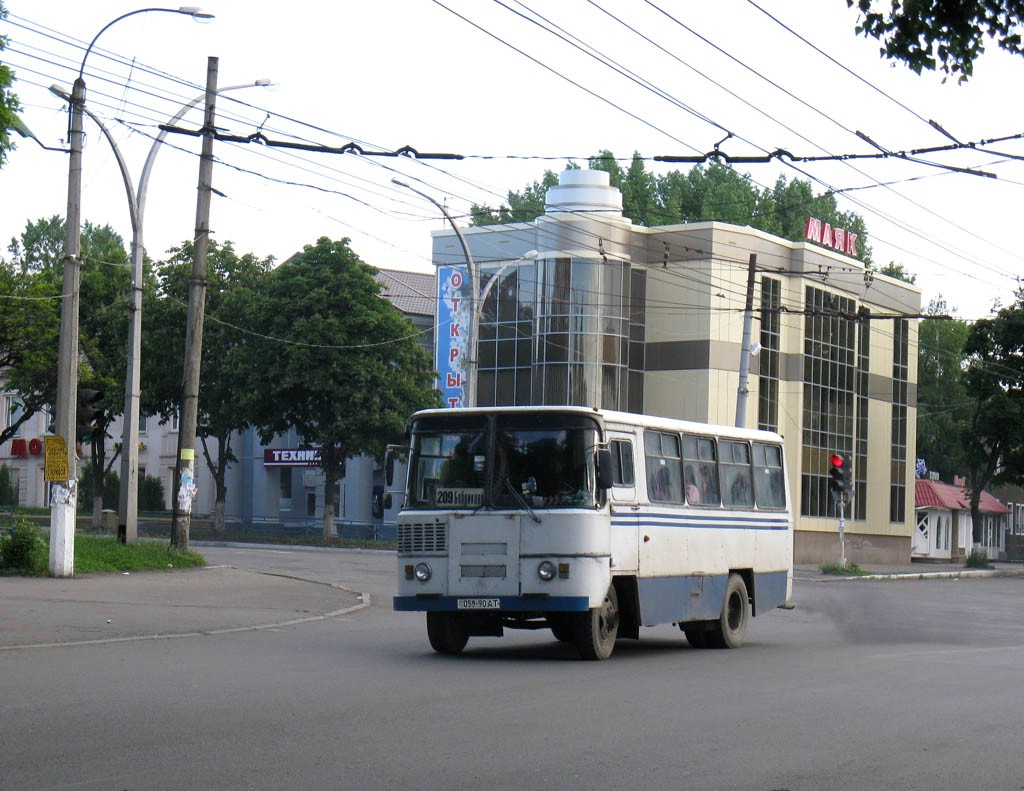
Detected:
[915,479,1010,514]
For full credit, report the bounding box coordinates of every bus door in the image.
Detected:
[607,433,639,573]
[447,511,522,597]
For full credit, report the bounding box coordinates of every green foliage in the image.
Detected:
[470,168,566,225]
[848,0,1024,81]
[0,463,15,506]
[961,289,1024,541]
[0,1,21,169]
[917,297,972,481]
[143,240,274,530]
[73,535,204,574]
[820,561,868,576]
[139,473,166,512]
[0,518,46,574]
[78,464,119,511]
[471,156,875,267]
[236,237,440,533]
[2,218,128,475]
[876,262,917,284]
[965,549,992,568]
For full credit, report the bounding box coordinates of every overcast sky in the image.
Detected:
[2,0,1022,321]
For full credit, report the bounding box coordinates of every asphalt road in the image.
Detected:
[2,545,1022,791]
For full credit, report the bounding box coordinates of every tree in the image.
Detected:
[0,1,21,168]
[237,237,439,537]
[848,0,1024,81]
[143,240,273,532]
[876,262,917,284]
[0,256,59,445]
[961,290,1024,544]
[471,155,875,267]
[916,296,971,481]
[470,168,567,226]
[5,217,130,525]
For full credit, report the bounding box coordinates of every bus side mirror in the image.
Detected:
[384,447,397,486]
[383,492,393,510]
[596,447,614,490]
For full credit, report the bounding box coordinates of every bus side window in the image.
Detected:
[683,435,720,505]
[645,430,683,503]
[753,442,786,508]
[720,440,754,508]
[609,440,635,486]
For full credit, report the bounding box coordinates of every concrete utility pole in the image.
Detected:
[48,6,214,574]
[735,253,758,428]
[171,55,219,550]
[49,74,86,577]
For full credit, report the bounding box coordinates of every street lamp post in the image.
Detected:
[391,178,480,405]
[51,77,270,544]
[50,6,213,577]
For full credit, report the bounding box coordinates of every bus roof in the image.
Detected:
[409,406,784,443]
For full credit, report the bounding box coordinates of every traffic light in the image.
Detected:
[828,453,851,500]
[75,387,105,443]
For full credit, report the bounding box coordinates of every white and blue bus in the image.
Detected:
[392,406,793,660]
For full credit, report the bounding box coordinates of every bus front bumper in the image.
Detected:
[393,595,591,613]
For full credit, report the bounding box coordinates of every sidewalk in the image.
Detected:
[0,564,367,650]
[794,560,1024,581]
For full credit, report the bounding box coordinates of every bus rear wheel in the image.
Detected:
[574,584,619,660]
[709,573,749,649]
[426,612,469,655]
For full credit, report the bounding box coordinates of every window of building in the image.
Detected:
[757,276,781,432]
[280,467,293,510]
[645,430,683,503]
[5,395,24,436]
[477,259,536,408]
[800,287,857,518]
[854,310,870,520]
[890,318,909,523]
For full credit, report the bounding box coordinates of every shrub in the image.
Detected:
[965,549,991,569]
[139,473,166,511]
[0,463,16,507]
[0,518,46,574]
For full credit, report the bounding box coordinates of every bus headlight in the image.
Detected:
[414,562,432,582]
[537,560,557,581]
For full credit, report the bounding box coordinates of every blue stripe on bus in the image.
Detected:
[612,512,790,531]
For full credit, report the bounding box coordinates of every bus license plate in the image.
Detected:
[457,598,500,610]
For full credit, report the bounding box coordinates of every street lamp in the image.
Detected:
[50,78,271,545]
[50,6,213,577]
[391,178,481,405]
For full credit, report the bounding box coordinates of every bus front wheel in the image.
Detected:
[426,612,469,655]
[709,573,750,649]
[574,584,619,660]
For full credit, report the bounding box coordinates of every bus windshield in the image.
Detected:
[406,412,602,510]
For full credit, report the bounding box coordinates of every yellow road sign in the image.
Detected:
[44,435,68,482]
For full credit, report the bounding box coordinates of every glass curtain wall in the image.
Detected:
[801,286,857,518]
[476,256,638,411]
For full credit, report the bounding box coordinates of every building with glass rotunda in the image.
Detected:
[431,168,920,564]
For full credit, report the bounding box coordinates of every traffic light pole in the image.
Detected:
[837,496,846,568]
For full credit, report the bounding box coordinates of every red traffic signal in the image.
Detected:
[828,453,851,499]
